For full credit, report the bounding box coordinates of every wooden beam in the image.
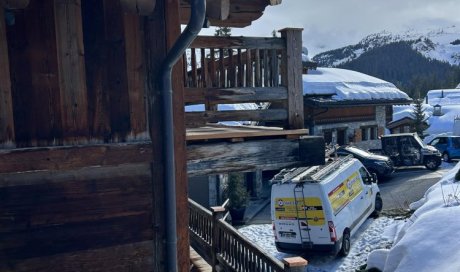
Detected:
[185,109,287,127]
[0,143,151,174]
[190,36,285,49]
[103,0,131,141]
[120,0,155,15]
[187,136,325,177]
[2,0,29,9]
[0,9,15,147]
[184,86,288,104]
[206,0,230,20]
[6,0,63,147]
[280,28,304,129]
[54,0,89,142]
[186,126,308,141]
[123,13,147,139]
[0,241,154,272]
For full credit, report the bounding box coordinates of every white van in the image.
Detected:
[271,155,382,256]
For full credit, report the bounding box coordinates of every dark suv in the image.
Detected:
[336,146,394,179]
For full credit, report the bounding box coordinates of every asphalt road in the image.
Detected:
[377,165,450,210]
[246,164,452,224]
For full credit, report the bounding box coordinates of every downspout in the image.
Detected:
[160,0,206,271]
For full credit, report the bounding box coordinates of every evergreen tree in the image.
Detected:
[411,97,430,138]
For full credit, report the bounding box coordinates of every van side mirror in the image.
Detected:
[372,173,378,184]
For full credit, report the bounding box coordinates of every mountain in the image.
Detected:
[312,26,460,97]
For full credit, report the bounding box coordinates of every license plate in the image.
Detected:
[279,232,296,238]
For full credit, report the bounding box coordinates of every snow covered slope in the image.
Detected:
[314,25,460,67]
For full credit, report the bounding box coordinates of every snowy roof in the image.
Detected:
[393,103,460,136]
[425,88,460,106]
[303,68,411,105]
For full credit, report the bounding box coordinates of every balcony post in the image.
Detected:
[211,206,226,272]
[279,28,304,129]
[283,257,308,272]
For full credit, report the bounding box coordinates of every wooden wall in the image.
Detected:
[2,0,148,148]
[306,106,376,124]
[0,160,154,272]
[1,0,188,271]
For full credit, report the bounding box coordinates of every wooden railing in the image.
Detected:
[184,28,304,130]
[188,199,308,272]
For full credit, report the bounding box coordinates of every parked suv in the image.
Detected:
[336,146,394,179]
[428,135,460,162]
[381,133,442,170]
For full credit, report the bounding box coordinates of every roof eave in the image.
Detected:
[304,98,413,108]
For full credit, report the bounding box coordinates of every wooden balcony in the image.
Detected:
[182,29,325,176]
[183,29,304,130]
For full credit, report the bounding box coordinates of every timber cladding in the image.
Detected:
[0,163,156,271]
[2,0,149,148]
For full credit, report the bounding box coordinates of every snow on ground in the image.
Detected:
[238,217,397,272]
[238,162,458,271]
[303,68,409,101]
[366,162,460,271]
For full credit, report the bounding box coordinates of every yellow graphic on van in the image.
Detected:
[274,197,325,226]
[327,171,363,214]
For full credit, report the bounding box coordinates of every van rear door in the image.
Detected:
[272,183,329,247]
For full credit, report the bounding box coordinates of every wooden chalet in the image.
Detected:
[1,0,322,271]
[301,68,412,150]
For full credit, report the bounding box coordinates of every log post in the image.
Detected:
[54,0,89,143]
[211,206,226,272]
[279,28,304,129]
[0,8,15,148]
[283,257,308,272]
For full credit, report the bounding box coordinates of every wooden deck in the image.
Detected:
[190,247,212,272]
[186,124,309,142]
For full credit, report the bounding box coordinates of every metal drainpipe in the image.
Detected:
[160,0,205,271]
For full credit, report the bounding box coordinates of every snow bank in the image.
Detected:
[367,162,460,272]
[303,68,410,101]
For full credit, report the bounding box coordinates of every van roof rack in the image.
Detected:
[272,155,354,184]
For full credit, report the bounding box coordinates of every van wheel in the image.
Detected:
[338,232,350,257]
[425,157,439,171]
[372,194,383,218]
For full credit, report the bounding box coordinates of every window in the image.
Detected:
[438,137,447,145]
[361,126,378,141]
[359,167,371,184]
[430,138,440,146]
[323,130,333,144]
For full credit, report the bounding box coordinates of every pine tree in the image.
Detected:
[411,97,430,138]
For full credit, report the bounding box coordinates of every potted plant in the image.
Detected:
[226,173,249,225]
